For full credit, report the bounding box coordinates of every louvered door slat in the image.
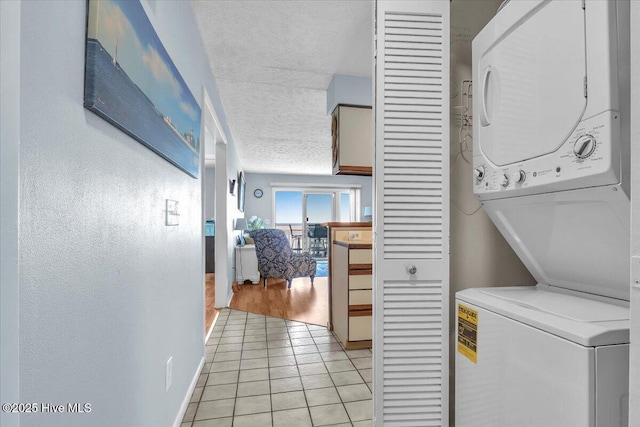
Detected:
[374,1,449,426]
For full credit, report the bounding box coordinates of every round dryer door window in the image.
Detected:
[476,0,587,167]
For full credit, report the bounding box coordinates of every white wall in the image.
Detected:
[216,142,245,305]
[17,1,239,426]
[204,166,215,220]
[630,1,639,423]
[326,74,372,114]
[448,1,536,423]
[0,2,21,426]
[243,172,373,225]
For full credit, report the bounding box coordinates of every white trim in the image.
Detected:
[269,182,361,189]
[226,290,234,307]
[629,0,640,423]
[271,186,362,226]
[203,93,228,146]
[205,308,223,344]
[172,356,205,427]
[204,314,217,343]
[200,86,207,350]
[200,87,231,310]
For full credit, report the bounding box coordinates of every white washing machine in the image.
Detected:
[456,0,631,425]
[456,287,629,427]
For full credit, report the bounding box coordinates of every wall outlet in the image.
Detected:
[165,356,173,392]
[349,231,362,240]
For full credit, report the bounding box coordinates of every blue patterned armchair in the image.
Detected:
[249,229,317,288]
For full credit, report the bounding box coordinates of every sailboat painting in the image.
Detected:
[84,0,201,178]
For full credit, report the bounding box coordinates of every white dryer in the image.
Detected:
[456,0,631,426]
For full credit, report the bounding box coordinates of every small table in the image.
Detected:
[235,245,260,284]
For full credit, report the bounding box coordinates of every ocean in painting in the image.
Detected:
[85,39,199,177]
[84,0,201,178]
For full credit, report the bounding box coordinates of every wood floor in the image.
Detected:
[205,273,219,335]
[229,276,329,327]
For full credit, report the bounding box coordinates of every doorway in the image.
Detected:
[303,192,333,258]
[274,187,358,258]
[200,88,230,341]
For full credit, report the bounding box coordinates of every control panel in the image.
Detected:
[474,111,620,200]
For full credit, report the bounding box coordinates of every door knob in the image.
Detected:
[408,266,417,275]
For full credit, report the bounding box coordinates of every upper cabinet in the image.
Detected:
[331,105,372,176]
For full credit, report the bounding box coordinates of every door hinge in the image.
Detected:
[582,0,585,10]
[584,76,588,98]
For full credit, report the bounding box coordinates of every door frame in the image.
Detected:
[629,0,640,422]
[200,88,229,338]
[302,191,336,253]
[271,184,362,242]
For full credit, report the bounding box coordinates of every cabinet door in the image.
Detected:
[349,289,372,305]
[349,316,373,341]
[374,1,450,425]
[349,274,372,290]
[333,105,373,176]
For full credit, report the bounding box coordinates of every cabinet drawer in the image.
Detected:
[349,274,372,290]
[349,249,372,265]
[349,316,372,341]
[349,289,372,305]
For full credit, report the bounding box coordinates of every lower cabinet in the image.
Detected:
[235,244,260,284]
[331,241,372,349]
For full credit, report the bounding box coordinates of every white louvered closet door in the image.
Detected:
[373,1,450,426]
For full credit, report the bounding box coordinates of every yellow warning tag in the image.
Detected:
[457,303,478,364]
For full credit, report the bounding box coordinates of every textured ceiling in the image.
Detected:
[192,0,372,175]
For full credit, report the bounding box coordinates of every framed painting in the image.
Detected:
[84,0,201,178]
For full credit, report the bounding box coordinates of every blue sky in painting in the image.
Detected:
[89,0,201,142]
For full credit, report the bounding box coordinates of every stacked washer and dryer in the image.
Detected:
[455,0,631,426]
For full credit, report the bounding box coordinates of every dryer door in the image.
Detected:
[476,0,587,167]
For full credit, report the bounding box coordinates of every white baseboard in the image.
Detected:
[172,356,205,427]
[226,286,234,307]
[205,311,219,343]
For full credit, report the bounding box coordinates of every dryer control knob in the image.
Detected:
[511,170,526,184]
[573,134,596,159]
[500,174,509,188]
[474,166,485,181]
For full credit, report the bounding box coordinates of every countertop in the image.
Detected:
[321,222,372,227]
[334,240,372,249]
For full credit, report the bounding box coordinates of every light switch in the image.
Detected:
[166,199,179,226]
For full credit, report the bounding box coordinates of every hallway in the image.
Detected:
[182,309,372,426]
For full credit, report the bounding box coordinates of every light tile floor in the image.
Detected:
[182,309,373,427]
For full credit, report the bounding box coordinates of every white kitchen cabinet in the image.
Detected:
[331,240,372,349]
[331,105,372,176]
